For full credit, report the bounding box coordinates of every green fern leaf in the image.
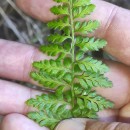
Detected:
[76,51,84,60]
[76,36,107,51]
[75,20,100,34]
[27,0,114,129]
[63,27,71,35]
[77,72,112,89]
[47,17,70,30]
[30,71,71,89]
[28,107,72,130]
[26,93,70,111]
[47,34,71,44]
[72,104,98,118]
[81,109,98,118]
[32,59,71,77]
[40,44,68,56]
[54,0,69,3]
[73,83,84,95]
[73,0,91,8]
[51,5,69,15]
[27,89,73,130]
[73,4,95,19]
[79,91,114,111]
[77,57,109,74]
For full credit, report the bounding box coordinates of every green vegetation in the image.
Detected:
[26,0,113,129]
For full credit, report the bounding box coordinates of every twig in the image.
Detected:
[0,7,26,43]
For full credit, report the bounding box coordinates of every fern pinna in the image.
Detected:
[26,0,114,129]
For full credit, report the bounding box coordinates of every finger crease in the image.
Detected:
[22,47,37,82]
[113,122,121,130]
[23,88,33,114]
[104,6,118,37]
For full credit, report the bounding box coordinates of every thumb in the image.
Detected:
[55,118,89,130]
[55,118,130,130]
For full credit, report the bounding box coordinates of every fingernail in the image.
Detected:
[56,118,87,130]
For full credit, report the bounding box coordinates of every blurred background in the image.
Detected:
[0,0,130,123]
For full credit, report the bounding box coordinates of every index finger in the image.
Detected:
[16,0,130,66]
[0,39,49,83]
[0,39,129,109]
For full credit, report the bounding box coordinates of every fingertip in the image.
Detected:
[1,113,48,130]
[16,0,57,22]
[56,118,87,130]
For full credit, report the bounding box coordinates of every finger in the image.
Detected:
[0,39,49,83]
[56,118,87,130]
[0,79,118,121]
[0,60,130,115]
[16,0,130,65]
[1,113,48,130]
[0,79,42,115]
[118,103,130,123]
[56,118,130,130]
[95,60,130,109]
[16,0,57,22]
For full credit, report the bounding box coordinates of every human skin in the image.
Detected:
[0,0,130,129]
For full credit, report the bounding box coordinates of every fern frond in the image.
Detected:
[63,27,71,35]
[72,105,98,118]
[26,93,70,111]
[78,91,114,112]
[40,44,68,56]
[77,72,112,89]
[54,0,69,3]
[27,0,114,129]
[76,57,109,74]
[27,88,72,130]
[75,50,85,60]
[73,0,91,8]
[30,71,71,89]
[76,36,107,51]
[28,107,72,130]
[73,4,95,19]
[51,5,69,15]
[75,20,100,35]
[47,34,71,44]
[48,17,70,30]
[32,59,71,77]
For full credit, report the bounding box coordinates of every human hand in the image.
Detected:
[0,0,130,129]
